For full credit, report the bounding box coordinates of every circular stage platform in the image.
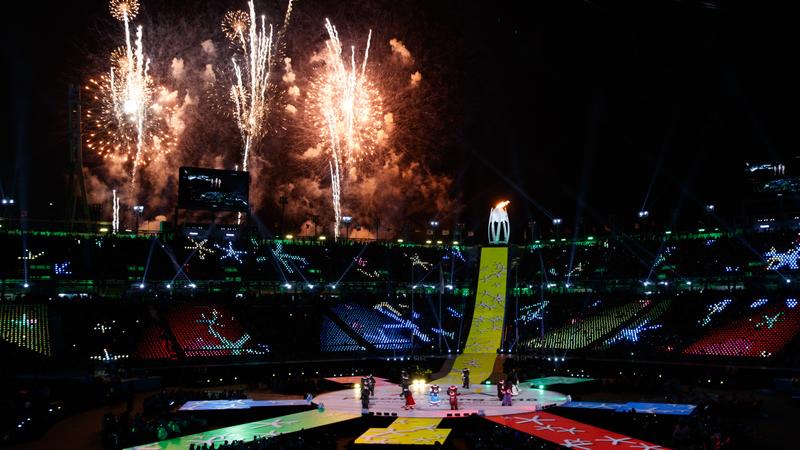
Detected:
[313,381,571,418]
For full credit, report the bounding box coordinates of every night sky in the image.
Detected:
[1,0,797,237]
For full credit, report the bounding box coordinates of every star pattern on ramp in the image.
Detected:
[509,415,555,426]
[629,444,664,450]
[252,418,299,429]
[595,435,633,445]
[486,411,670,450]
[562,438,594,449]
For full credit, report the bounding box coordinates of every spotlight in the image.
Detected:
[23,282,30,288]
[189,283,197,289]
[705,204,715,213]
[138,283,145,289]
[552,218,562,225]
[638,210,649,218]
[284,283,293,289]
[166,284,172,289]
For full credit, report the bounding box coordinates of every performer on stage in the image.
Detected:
[367,373,376,396]
[429,384,441,407]
[509,369,520,395]
[501,385,513,406]
[401,386,416,410]
[461,368,470,389]
[361,384,371,411]
[447,385,460,410]
[497,379,505,401]
[399,370,410,396]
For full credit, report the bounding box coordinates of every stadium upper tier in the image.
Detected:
[0,227,797,297]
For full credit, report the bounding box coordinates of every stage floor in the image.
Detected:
[312,382,571,418]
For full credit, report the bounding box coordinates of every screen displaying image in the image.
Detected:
[178,167,250,211]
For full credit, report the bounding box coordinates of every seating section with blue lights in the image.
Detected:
[596,299,672,349]
[330,302,414,350]
[319,316,363,352]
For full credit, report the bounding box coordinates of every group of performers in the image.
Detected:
[497,370,520,406]
[360,373,376,410]
[367,368,520,411]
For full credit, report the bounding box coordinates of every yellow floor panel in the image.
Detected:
[355,417,450,445]
[437,247,508,385]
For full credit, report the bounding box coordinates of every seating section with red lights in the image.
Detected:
[166,305,267,357]
[683,301,800,358]
[135,324,178,359]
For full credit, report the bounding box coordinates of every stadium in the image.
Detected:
[1,1,798,449]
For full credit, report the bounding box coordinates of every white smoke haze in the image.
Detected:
[410,70,422,87]
[389,38,413,65]
[282,57,296,84]
[201,64,216,85]
[200,39,216,57]
[170,57,185,79]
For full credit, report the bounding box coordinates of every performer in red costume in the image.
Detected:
[401,386,416,410]
[447,385,460,410]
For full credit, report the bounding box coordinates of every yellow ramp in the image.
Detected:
[438,247,508,385]
[355,418,450,445]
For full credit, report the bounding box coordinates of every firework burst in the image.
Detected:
[221,10,250,44]
[306,19,386,238]
[85,0,176,195]
[109,0,139,21]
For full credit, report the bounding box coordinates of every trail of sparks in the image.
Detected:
[309,19,384,239]
[228,0,276,174]
[112,189,120,233]
[113,0,148,189]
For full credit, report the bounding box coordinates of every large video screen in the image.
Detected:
[178,167,250,211]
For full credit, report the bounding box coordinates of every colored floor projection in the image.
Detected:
[355,417,451,445]
[126,409,359,450]
[324,376,390,386]
[486,411,669,450]
[562,401,696,416]
[438,247,508,385]
[179,397,312,411]
[524,376,594,388]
